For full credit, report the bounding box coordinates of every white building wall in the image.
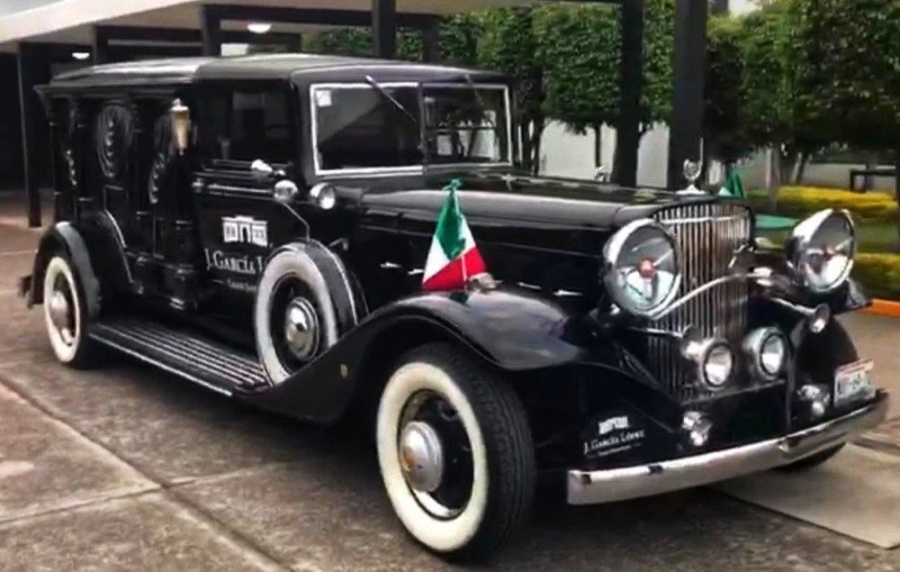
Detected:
[540,122,670,188]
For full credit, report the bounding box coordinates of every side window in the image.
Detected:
[205,89,292,165]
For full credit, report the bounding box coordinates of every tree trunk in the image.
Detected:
[794,152,810,184]
[519,121,532,173]
[530,117,545,176]
[780,150,797,185]
[593,124,602,168]
[767,148,781,211]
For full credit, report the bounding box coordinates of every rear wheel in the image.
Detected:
[42,255,97,368]
[375,344,535,562]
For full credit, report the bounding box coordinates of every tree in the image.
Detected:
[704,15,751,168]
[534,0,674,179]
[476,7,547,174]
[791,0,900,242]
[737,0,829,206]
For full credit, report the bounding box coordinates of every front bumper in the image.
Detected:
[567,391,889,505]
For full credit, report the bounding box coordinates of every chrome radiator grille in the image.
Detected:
[648,202,753,403]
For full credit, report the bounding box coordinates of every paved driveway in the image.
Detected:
[1,219,899,571]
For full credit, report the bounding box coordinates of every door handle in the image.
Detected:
[380,261,402,270]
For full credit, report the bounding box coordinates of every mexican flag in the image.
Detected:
[422,183,487,291]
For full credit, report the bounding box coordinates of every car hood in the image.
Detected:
[338,173,724,231]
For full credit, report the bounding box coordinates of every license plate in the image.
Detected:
[834,359,875,407]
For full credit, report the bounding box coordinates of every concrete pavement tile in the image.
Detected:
[175,453,900,572]
[0,492,285,572]
[0,358,349,485]
[0,382,157,523]
[716,444,900,549]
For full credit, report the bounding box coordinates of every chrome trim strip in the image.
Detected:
[647,269,768,321]
[567,393,889,505]
[89,334,234,398]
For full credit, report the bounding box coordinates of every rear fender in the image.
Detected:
[29,223,101,320]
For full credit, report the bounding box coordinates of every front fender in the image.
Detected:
[239,287,668,425]
[386,288,580,371]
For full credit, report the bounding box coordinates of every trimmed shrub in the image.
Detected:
[854,253,900,301]
[748,186,898,224]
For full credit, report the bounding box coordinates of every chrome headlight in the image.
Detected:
[743,328,787,380]
[787,209,855,293]
[602,219,682,318]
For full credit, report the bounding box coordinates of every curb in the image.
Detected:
[862,299,900,318]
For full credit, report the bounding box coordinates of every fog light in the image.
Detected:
[682,337,735,390]
[797,384,830,419]
[743,328,787,379]
[682,411,712,448]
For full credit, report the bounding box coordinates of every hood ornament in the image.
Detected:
[677,159,705,195]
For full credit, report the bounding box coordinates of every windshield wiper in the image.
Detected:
[364,75,419,126]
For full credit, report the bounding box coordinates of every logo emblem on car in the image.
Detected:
[222,216,268,247]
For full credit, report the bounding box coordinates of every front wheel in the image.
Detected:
[375,344,536,562]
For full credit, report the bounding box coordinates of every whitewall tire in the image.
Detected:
[254,250,340,384]
[376,344,535,561]
[42,255,96,367]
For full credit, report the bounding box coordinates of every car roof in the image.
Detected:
[43,53,507,92]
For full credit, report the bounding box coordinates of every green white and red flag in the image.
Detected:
[422,182,487,291]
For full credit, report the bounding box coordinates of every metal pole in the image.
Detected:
[373,0,397,59]
[422,17,441,63]
[666,0,708,190]
[92,26,109,64]
[616,0,644,188]
[17,43,43,228]
[200,6,223,56]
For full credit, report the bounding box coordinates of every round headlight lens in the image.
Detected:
[789,209,855,293]
[603,219,681,317]
[760,333,787,376]
[704,343,734,388]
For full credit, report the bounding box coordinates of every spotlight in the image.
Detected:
[247,22,272,34]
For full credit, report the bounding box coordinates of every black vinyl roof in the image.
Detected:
[45,53,506,92]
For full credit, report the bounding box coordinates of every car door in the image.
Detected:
[191,82,307,327]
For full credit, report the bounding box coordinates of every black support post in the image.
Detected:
[667,0,708,190]
[200,6,223,56]
[93,26,109,64]
[17,43,48,228]
[373,0,397,59]
[422,17,441,63]
[616,0,644,188]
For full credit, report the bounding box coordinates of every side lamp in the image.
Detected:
[170,98,192,155]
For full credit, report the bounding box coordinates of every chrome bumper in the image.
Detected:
[567,392,889,505]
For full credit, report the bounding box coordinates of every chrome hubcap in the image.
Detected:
[282,297,319,361]
[48,290,71,333]
[399,421,444,493]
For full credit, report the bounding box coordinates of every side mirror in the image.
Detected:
[170,98,191,155]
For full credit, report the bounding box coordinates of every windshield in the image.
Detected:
[311,83,511,174]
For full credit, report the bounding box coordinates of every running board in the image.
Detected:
[90,319,268,394]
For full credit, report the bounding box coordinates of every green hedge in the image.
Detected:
[748,186,898,224]
[854,253,900,301]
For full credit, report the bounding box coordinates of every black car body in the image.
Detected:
[19,54,889,561]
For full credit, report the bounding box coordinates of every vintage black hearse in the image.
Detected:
[18,54,888,560]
